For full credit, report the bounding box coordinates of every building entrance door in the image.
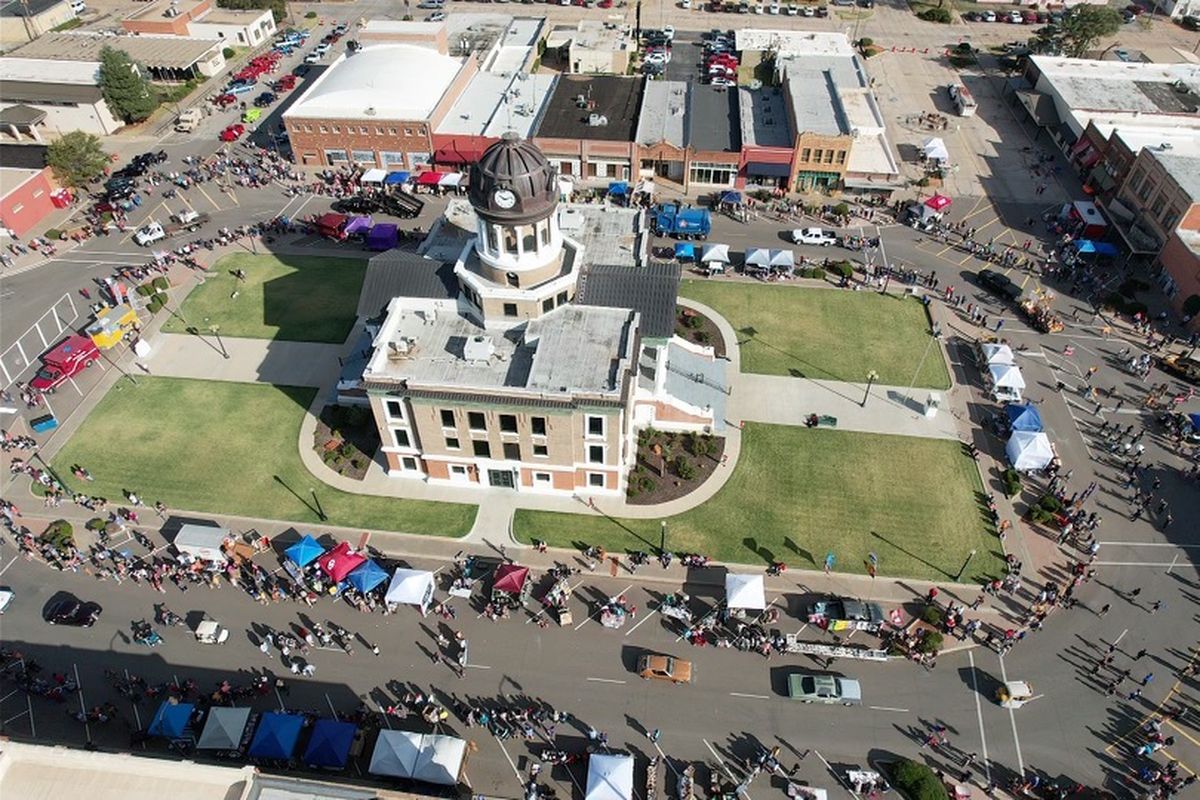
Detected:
[487,469,516,489]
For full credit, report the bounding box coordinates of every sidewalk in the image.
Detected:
[145,333,342,388]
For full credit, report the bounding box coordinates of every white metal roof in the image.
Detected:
[285,44,466,122]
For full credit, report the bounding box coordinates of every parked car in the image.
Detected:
[253,92,277,107]
[791,227,837,246]
[45,599,102,627]
[219,123,246,142]
[977,268,1023,301]
[787,673,862,706]
[806,597,886,632]
[637,654,694,684]
[981,10,997,21]
[1182,14,1199,30]
[427,11,446,21]
[708,76,735,87]
[304,52,321,64]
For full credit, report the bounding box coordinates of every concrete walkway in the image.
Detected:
[145,333,343,388]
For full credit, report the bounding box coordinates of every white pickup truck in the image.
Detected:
[133,209,209,246]
[175,108,203,133]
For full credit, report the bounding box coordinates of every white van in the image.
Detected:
[69,0,86,14]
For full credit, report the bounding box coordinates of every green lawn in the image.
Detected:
[162,254,367,344]
[680,281,951,389]
[50,377,475,537]
[514,424,1002,582]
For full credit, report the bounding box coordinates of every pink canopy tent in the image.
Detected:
[924,194,952,212]
[318,541,367,584]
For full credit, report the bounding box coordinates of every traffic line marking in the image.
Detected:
[465,663,491,670]
[0,555,19,576]
[968,652,991,785]
[729,692,769,700]
[867,705,910,713]
[997,654,1024,774]
[586,677,626,684]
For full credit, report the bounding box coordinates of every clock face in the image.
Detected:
[493,188,517,209]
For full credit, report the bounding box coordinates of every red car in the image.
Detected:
[219,123,246,142]
[274,74,297,92]
[599,0,613,6]
[213,93,237,108]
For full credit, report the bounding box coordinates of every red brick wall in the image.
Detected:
[0,168,58,238]
[122,0,209,35]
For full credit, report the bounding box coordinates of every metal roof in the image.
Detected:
[0,105,47,126]
[358,251,457,318]
[0,81,103,105]
[576,262,681,339]
[10,32,221,69]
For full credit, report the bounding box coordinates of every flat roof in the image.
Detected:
[738,86,791,147]
[285,44,466,122]
[1032,56,1200,114]
[1109,128,1200,160]
[557,203,644,267]
[502,17,543,47]
[636,80,688,147]
[0,57,98,84]
[535,75,642,142]
[10,32,220,69]
[125,0,206,21]
[688,84,740,152]
[735,28,854,57]
[193,7,272,23]
[1150,150,1200,203]
[437,70,556,138]
[0,0,63,17]
[0,167,43,196]
[360,19,444,34]
[780,54,867,136]
[0,143,48,170]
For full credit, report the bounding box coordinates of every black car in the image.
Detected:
[1183,15,1199,30]
[332,195,381,214]
[978,269,1023,302]
[46,599,102,627]
[292,64,311,77]
[132,150,168,167]
[254,92,277,107]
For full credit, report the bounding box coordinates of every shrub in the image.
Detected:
[917,630,944,655]
[890,758,949,800]
[136,283,155,297]
[85,517,107,531]
[920,604,945,625]
[918,7,952,23]
[694,331,710,343]
[222,46,236,59]
[675,455,696,481]
[685,313,702,329]
[831,261,854,278]
[859,37,874,47]
[152,276,169,291]
[147,296,164,314]
[832,202,850,217]
[45,228,63,240]
[305,10,317,17]
[915,176,930,187]
[809,267,826,281]
[1002,468,1022,498]
[954,42,973,54]
[42,520,74,548]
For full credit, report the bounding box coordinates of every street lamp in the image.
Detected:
[660,520,667,556]
[955,548,977,582]
[861,370,878,407]
[209,324,229,359]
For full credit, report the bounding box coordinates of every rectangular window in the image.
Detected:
[824,150,835,164]
[812,149,823,164]
[392,428,410,448]
[499,414,518,433]
[31,189,43,198]
[542,297,554,313]
[503,302,518,317]
[531,416,547,436]
[324,149,348,163]
[11,203,23,214]
[402,456,418,471]
[586,415,605,437]
[408,152,431,170]
[380,151,405,164]
[800,148,811,162]
[588,444,605,463]
[534,471,551,485]
[445,436,460,450]
[332,125,341,134]
[352,149,376,165]
[440,409,456,428]
[503,442,521,460]
[404,127,413,136]
[533,443,549,457]
[588,472,605,488]
[472,440,491,458]
[468,412,486,431]
[836,151,846,165]
[385,400,404,421]
[556,291,568,305]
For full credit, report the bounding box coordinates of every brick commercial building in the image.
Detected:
[0,143,62,238]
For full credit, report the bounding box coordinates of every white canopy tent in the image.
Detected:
[586,754,635,800]
[980,342,1015,366]
[369,730,465,785]
[988,363,1026,390]
[701,243,730,264]
[921,137,950,163]
[725,573,766,610]
[385,568,436,612]
[769,249,795,270]
[173,524,229,563]
[438,172,464,188]
[369,730,421,778]
[744,247,771,267]
[1006,431,1054,471]
[361,168,388,184]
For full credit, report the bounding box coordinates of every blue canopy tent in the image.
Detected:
[285,534,324,568]
[1006,403,1044,433]
[1074,240,1118,258]
[674,242,696,262]
[147,701,195,739]
[607,181,629,196]
[347,559,388,593]
[717,190,742,207]
[249,712,304,760]
[1189,413,1200,429]
[384,171,410,185]
[304,719,358,769]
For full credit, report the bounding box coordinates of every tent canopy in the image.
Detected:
[366,223,399,252]
[416,171,443,186]
[369,729,420,778]
[980,342,1014,366]
[147,701,194,738]
[769,249,795,269]
[174,524,228,562]
[318,541,367,584]
[725,573,766,610]
[439,172,464,188]
[384,171,409,185]
[285,534,325,567]
[744,247,771,267]
[924,193,952,212]
[701,243,730,264]
[718,190,742,206]
[248,712,304,760]
[493,563,529,594]
[196,706,251,750]
[304,719,358,769]
[361,168,387,184]
[1006,430,1054,471]
[988,363,1026,390]
[608,181,629,195]
[369,730,465,785]
[1074,239,1118,257]
[1006,403,1044,433]
[385,568,436,608]
[344,215,372,235]
[586,753,635,800]
[921,137,949,162]
[348,559,389,593]
[674,242,695,261]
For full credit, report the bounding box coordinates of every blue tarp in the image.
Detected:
[286,534,324,567]
[304,719,358,769]
[347,559,388,593]
[366,223,398,252]
[384,171,410,185]
[1006,403,1044,433]
[718,190,742,206]
[148,701,194,739]
[608,181,629,195]
[249,712,304,760]
[1074,240,1118,257]
[674,242,696,261]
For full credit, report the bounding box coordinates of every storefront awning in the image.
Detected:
[745,162,791,177]
[1016,90,1060,128]
[434,146,484,164]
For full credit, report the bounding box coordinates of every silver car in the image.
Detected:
[788,673,862,706]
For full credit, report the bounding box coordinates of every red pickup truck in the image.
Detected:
[30,334,99,392]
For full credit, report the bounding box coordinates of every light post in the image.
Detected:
[955,548,977,582]
[209,324,228,359]
[861,369,878,407]
[660,520,667,556]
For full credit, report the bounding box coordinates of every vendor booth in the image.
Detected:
[173,524,229,564]
[1006,403,1043,433]
[986,363,1025,403]
[361,168,387,185]
[586,753,635,800]
[147,700,195,741]
[769,249,795,273]
[369,730,466,786]
[195,706,251,753]
[725,573,767,611]
[491,563,531,607]
[385,568,436,613]
[285,534,324,568]
[318,541,367,585]
[348,559,389,594]
[674,242,696,263]
[248,712,304,761]
[344,215,373,237]
[303,719,358,770]
[1006,430,1054,472]
[921,137,950,164]
[976,342,1014,367]
[700,243,729,275]
[384,171,409,186]
[907,194,951,230]
[366,223,399,252]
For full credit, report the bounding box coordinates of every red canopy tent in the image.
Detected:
[492,564,529,595]
[318,541,367,584]
[924,194,952,212]
[415,171,444,187]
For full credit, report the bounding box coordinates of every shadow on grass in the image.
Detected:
[870,529,954,580]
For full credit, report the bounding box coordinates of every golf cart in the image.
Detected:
[996,680,1034,709]
[195,619,230,645]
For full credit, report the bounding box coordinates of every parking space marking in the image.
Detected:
[493,736,523,783]
[0,555,20,576]
[967,651,991,785]
[586,677,626,685]
[867,705,910,713]
[729,692,769,700]
[997,654,1024,774]
[624,603,660,636]
[704,738,753,800]
[195,185,223,212]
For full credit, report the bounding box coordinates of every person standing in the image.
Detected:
[1098,603,1111,617]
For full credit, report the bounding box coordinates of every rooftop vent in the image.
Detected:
[387,337,417,360]
[365,106,377,116]
[588,113,608,126]
[464,335,495,363]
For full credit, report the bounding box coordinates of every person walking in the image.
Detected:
[1134,649,1147,661]
[648,729,661,744]
[1098,603,1112,617]
[1149,601,1163,613]
[371,643,381,656]
[259,639,272,659]
[1142,672,1154,686]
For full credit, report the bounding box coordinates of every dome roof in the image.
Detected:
[468,132,558,224]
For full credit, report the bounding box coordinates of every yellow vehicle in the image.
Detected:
[85,304,138,350]
[242,107,262,124]
[996,680,1034,709]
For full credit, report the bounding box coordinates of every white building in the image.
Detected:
[0,58,122,136]
[186,6,275,48]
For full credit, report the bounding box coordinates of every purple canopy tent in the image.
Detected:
[344,215,373,236]
[366,223,399,251]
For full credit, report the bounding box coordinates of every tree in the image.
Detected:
[46,131,109,188]
[1057,5,1122,58]
[98,46,156,123]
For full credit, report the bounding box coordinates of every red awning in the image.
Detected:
[492,563,529,594]
[415,171,444,186]
[318,541,367,583]
[924,193,952,212]
[435,146,485,165]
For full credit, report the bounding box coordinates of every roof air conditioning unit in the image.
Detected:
[365,106,377,116]
[464,335,495,362]
[588,113,608,126]
[575,94,588,107]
